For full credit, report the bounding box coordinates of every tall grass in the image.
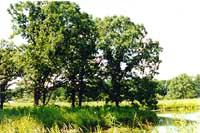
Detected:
[0,106,158,132]
[0,116,82,133]
[0,116,44,132]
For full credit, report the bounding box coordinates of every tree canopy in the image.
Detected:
[1,1,164,108]
[0,40,20,109]
[96,16,162,106]
[167,73,197,99]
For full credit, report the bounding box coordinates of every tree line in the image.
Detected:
[155,73,200,99]
[0,1,162,109]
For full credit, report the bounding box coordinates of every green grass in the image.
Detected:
[0,105,158,132]
[157,98,200,111]
[2,98,200,132]
[6,98,200,111]
[4,100,131,108]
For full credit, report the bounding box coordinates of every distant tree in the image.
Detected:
[0,40,20,109]
[96,16,162,106]
[167,74,197,99]
[194,74,200,97]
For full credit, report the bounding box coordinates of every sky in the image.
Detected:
[1,0,200,80]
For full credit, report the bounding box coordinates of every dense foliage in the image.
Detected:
[167,74,197,99]
[155,73,200,99]
[0,40,20,109]
[96,16,162,106]
[0,1,162,109]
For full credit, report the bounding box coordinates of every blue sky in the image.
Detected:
[1,0,200,80]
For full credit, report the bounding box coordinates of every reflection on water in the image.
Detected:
[153,111,200,133]
[158,112,200,121]
[152,124,200,133]
[152,126,178,133]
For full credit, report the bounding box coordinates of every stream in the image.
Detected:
[152,111,200,133]
[102,111,200,133]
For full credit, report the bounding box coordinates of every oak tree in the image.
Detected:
[96,16,162,106]
[0,40,20,109]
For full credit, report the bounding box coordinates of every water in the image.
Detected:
[102,111,200,133]
[152,111,200,133]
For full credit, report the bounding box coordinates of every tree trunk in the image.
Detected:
[115,100,119,107]
[78,79,85,107]
[71,88,75,107]
[0,84,6,109]
[0,92,5,109]
[78,67,85,107]
[0,100,3,109]
[34,88,40,106]
[112,76,121,107]
[42,88,47,106]
[70,76,76,107]
[78,89,83,107]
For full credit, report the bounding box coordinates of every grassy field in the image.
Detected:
[3,100,132,108]
[157,98,200,111]
[0,104,157,132]
[1,98,200,132]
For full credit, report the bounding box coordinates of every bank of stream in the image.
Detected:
[102,110,200,133]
